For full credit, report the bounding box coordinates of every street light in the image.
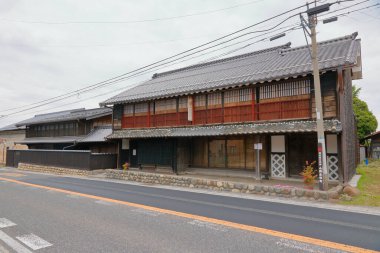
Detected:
[270,33,286,41]
[306,3,331,16]
[323,16,338,24]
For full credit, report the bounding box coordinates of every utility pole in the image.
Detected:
[308,8,329,191]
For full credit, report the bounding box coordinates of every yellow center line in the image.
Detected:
[0,176,377,253]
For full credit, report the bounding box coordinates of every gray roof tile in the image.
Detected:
[77,125,112,143]
[102,33,360,105]
[107,120,341,139]
[16,107,112,126]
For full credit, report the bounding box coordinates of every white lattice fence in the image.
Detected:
[271,154,286,178]
[327,155,339,181]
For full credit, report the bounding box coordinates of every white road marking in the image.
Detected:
[95,200,115,206]
[131,208,161,216]
[188,220,227,232]
[0,218,16,229]
[66,194,82,199]
[0,230,32,253]
[16,233,52,250]
[276,238,344,253]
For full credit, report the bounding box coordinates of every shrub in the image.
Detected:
[300,161,317,186]
[122,162,129,170]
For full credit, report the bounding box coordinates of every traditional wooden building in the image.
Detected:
[102,33,362,183]
[15,108,117,153]
[362,131,380,159]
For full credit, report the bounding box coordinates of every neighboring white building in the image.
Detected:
[0,124,28,164]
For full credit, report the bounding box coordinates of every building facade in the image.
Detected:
[102,33,362,183]
[363,131,380,159]
[15,108,117,153]
[0,124,28,164]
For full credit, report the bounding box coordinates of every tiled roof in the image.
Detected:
[16,107,112,126]
[102,33,360,105]
[77,125,112,143]
[107,120,342,139]
[0,124,26,132]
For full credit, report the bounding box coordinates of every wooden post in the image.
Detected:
[147,102,151,127]
[251,87,255,121]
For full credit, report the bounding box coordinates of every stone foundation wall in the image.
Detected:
[106,169,343,201]
[16,163,343,202]
[18,163,102,177]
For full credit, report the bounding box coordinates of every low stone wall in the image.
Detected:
[106,169,343,201]
[18,163,103,177]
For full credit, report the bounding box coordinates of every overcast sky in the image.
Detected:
[0,0,379,128]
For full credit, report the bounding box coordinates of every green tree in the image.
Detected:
[352,85,378,141]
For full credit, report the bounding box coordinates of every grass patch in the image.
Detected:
[340,159,380,207]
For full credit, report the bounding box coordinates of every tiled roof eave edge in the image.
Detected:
[107,120,342,139]
[85,111,112,120]
[100,65,345,106]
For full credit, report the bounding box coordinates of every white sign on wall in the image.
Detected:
[271,135,285,153]
[187,96,193,121]
[122,139,130,150]
[254,143,263,150]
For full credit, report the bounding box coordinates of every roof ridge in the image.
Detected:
[152,42,291,79]
[282,32,358,53]
[35,108,85,118]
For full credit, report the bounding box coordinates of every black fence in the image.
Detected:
[6,149,116,170]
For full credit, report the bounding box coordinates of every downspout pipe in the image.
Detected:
[63,141,77,150]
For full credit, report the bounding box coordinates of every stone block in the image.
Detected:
[295,189,305,197]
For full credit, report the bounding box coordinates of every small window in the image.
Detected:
[259,79,310,100]
[134,103,148,114]
[194,94,206,107]
[179,97,188,109]
[124,104,134,116]
[155,99,176,112]
[225,88,252,104]
[208,92,222,106]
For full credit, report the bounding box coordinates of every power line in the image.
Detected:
[1,24,301,119]
[1,0,363,119]
[6,28,302,118]
[2,0,372,121]
[0,0,264,25]
[0,2,307,116]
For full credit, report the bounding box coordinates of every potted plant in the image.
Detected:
[122,162,129,171]
[300,161,317,189]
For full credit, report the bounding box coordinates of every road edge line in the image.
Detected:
[0,176,377,253]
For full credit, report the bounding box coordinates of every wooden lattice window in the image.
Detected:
[224,88,252,105]
[134,103,148,115]
[194,94,206,108]
[124,104,134,116]
[179,97,188,109]
[259,79,310,100]
[207,92,222,108]
[155,99,176,114]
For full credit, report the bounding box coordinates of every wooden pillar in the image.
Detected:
[251,87,255,121]
[147,102,151,127]
[176,98,180,125]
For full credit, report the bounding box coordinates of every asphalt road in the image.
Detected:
[0,168,379,253]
